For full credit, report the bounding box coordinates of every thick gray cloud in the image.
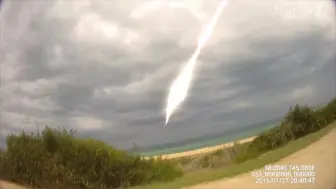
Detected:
[0,0,335,149]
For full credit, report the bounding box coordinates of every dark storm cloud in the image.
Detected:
[1,0,335,149]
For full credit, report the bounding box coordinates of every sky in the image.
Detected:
[0,0,335,150]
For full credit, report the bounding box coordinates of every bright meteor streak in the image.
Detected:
[165,0,229,125]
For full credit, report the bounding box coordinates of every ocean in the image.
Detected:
[138,118,281,156]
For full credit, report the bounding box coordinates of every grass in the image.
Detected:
[129,121,336,189]
[1,98,334,189]
[174,140,247,172]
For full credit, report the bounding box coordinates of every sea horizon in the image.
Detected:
[137,118,281,156]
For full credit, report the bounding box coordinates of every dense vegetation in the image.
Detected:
[0,128,183,189]
[172,97,336,171]
[234,97,336,163]
[131,122,336,189]
[0,97,335,189]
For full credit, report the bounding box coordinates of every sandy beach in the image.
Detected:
[146,136,256,160]
[185,127,336,189]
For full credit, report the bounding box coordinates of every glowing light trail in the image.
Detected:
[165,0,229,125]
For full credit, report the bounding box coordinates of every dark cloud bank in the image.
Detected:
[0,0,335,150]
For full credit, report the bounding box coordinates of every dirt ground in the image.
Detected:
[184,128,336,189]
[0,181,27,189]
[1,129,335,189]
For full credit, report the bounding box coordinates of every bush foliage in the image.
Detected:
[0,128,183,189]
[235,97,336,162]
[0,97,335,188]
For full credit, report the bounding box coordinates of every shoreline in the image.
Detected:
[145,136,256,160]
[141,122,280,158]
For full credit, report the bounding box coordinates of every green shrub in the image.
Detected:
[236,98,336,163]
[1,98,335,188]
[193,142,245,169]
[177,157,192,165]
[284,105,320,137]
[199,156,212,168]
[212,148,225,158]
[315,97,336,125]
[0,127,183,189]
[0,148,6,178]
